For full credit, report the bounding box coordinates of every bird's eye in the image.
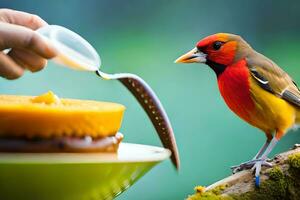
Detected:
[212,41,223,50]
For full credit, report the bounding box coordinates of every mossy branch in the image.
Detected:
[187,145,300,200]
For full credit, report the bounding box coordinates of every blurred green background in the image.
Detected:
[1,0,300,199]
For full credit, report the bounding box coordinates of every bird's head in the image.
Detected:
[175,33,252,75]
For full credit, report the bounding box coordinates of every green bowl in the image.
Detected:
[0,143,170,200]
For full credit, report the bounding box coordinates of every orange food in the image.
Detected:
[0,91,125,138]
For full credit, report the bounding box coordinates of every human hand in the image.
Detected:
[0,9,57,79]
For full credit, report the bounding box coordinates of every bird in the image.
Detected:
[175,33,300,187]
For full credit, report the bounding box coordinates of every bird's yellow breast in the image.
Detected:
[248,77,296,135]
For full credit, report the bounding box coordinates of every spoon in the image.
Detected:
[36,25,180,169]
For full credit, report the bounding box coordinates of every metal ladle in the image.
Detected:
[37,25,180,169]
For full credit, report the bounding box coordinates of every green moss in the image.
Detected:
[287,153,300,198]
[288,153,300,169]
[186,185,233,200]
[269,166,284,180]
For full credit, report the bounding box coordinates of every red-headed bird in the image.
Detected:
[175,33,300,186]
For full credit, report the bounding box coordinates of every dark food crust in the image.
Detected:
[0,133,123,153]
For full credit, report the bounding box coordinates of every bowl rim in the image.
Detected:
[0,143,171,164]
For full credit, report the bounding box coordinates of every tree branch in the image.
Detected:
[187,145,300,200]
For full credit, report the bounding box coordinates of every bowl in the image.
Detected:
[0,143,170,200]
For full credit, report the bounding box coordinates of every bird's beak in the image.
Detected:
[174,47,207,63]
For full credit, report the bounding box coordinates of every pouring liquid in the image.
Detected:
[37,25,180,168]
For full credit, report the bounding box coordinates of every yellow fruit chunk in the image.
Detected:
[0,92,125,138]
[31,91,61,104]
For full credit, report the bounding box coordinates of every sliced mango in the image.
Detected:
[0,91,125,138]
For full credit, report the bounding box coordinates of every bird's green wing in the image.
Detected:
[246,51,300,107]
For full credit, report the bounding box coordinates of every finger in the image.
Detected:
[8,49,47,72]
[0,22,57,58]
[0,52,24,79]
[0,8,47,30]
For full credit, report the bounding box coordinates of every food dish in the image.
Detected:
[0,143,170,200]
[0,91,125,153]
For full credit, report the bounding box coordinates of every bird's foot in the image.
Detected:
[251,159,273,187]
[231,158,272,174]
[231,158,272,187]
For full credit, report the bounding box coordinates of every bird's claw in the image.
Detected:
[231,159,259,174]
[231,158,272,175]
[255,175,260,187]
[253,160,264,187]
[246,159,272,187]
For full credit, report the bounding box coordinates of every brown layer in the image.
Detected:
[0,133,123,153]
